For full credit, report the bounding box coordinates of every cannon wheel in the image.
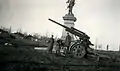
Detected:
[70,43,86,58]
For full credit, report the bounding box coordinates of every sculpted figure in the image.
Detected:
[66,0,75,15]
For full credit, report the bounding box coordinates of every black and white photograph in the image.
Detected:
[0,0,120,71]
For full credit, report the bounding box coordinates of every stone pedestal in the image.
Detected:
[61,14,77,40]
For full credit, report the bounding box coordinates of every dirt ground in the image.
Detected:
[1,46,120,71]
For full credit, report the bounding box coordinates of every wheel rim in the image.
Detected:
[72,44,86,58]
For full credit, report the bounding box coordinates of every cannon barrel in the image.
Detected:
[70,27,90,39]
[48,18,70,29]
[48,18,89,39]
[71,27,86,35]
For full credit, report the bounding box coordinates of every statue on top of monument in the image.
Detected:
[66,0,75,15]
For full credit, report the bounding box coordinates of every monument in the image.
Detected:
[61,0,77,40]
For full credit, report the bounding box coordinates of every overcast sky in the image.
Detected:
[0,0,120,51]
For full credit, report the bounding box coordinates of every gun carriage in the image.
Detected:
[48,18,94,58]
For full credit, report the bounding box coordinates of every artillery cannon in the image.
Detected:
[48,18,94,58]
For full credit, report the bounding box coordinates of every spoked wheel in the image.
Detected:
[71,44,86,58]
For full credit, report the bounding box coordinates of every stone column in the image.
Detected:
[61,14,76,40]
